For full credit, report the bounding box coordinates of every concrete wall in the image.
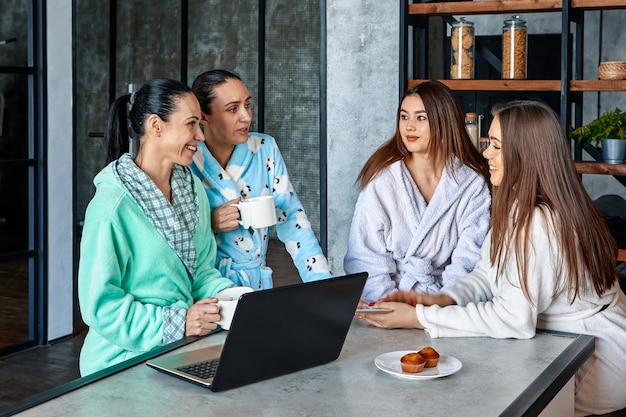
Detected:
[325,0,400,274]
[47,0,73,340]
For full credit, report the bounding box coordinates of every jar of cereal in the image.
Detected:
[502,15,527,79]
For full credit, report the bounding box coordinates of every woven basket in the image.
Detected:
[598,61,626,80]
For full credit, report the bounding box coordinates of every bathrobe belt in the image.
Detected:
[397,256,443,292]
[217,256,272,289]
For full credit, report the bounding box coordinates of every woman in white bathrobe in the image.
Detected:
[344,80,491,301]
[359,100,626,417]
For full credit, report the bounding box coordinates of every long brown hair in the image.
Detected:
[356,80,489,188]
[489,100,617,302]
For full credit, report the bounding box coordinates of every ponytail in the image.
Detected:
[103,94,132,164]
[102,78,192,165]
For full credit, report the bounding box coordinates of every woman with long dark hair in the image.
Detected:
[344,80,491,301]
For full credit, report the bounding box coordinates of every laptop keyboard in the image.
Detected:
[177,359,220,379]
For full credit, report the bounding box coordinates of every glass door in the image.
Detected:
[0,0,44,356]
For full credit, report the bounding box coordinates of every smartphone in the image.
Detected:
[355,305,394,314]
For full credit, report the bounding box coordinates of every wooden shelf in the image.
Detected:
[406,2,626,94]
[406,79,626,92]
[572,0,626,10]
[408,1,561,15]
[575,161,626,176]
[408,79,561,91]
[570,80,626,92]
[408,0,626,16]
[404,2,626,260]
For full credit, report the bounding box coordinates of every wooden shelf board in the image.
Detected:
[618,249,626,262]
[406,80,626,93]
[408,1,626,15]
[570,80,626,92]
[571,0,626,10]
[408,1,562,16]
[408,79,561,91]
[575,161,626,176]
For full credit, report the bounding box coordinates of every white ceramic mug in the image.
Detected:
[232,196,278,229]
[216,286,254,330]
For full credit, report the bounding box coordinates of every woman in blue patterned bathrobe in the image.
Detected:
[344,81,491,302]
[190,69,332,290]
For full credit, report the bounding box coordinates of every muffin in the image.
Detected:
[400,352,426,373]
[418,346,440,368]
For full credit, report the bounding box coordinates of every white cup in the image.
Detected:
[232,196,278,229]
[216,286,254,330]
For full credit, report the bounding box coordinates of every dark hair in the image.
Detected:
[489,100,617,302]
[191,69,243,114]
[357,80,489,188]
[103,78,192,164]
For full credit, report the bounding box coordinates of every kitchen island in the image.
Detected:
[9,319,593,417]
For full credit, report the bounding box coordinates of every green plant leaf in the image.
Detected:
[571,108,626,147]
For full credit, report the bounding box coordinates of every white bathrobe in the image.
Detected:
[344,158,491,301]
[418,208,626,416]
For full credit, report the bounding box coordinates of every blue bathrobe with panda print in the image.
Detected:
[191,132,333,290]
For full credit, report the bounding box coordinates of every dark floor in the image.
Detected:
[0,239,299,414]
[0,258,29,349]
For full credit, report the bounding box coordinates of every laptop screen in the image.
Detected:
[147,272,368,392]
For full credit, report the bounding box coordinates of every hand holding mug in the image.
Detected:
[211,198,241,232]
[185,298,221,336]
[215,287,254,330]
[231,196,278,229]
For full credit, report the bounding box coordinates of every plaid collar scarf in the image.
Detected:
[115,153,199,278]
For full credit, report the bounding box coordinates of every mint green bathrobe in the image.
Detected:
[78,163,234,376]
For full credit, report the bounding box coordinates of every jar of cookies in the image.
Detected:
[450,17,475,80]
[502,15,527,79]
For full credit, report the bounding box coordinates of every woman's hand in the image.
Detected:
[185,298,221,336]
[211,198,241,232]
[355,291,455,329]
[380,290,455,308]
[356,301,423,329]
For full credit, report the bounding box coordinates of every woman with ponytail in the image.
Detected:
[78,78,240,376]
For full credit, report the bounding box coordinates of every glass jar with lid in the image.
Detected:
[465,112,479,148]
[450,17,475,80]
[502,15,528,79]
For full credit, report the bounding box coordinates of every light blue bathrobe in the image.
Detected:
[344,158,491,302]
[191,132,332,290]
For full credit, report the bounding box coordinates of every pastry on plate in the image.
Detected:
[418,346,440,368]
[400,352,426,373]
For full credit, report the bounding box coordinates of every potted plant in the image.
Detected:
[571,108,626,164]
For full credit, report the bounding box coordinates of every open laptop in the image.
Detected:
[146,272,367,392]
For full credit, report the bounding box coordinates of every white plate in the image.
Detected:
[374,350,462,380]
